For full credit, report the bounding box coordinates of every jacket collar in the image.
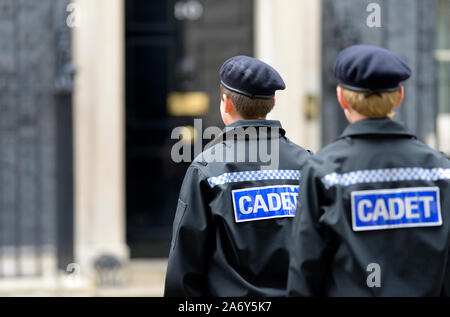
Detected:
[205,120,285,150]
[339,117,416,139]
[223,119,286,136]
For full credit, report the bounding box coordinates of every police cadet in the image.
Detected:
[164,56,312,296]
[287,45,450,297]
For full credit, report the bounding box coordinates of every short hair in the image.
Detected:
[220,84,275,119]
[341,87,401,118]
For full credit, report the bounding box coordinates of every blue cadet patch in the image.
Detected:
[351,187,442,231]
[232,185,298,223]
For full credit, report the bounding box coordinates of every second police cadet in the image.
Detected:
[164,56,312,296]
[287,45,450,296]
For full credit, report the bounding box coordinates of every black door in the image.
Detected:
[125,0,254,257]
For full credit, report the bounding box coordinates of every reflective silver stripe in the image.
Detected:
[322,167,450,189]
[208,169,301,188]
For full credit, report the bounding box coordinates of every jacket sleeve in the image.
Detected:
[287,161,335,297]
[164,165,213,296]
[441,156,450,297]
[442,251,450,296]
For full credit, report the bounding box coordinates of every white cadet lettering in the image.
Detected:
[232,185,299,222]
[388,198,404,220]
[238,191,298,215]
[254,194,269,213]
[239,196,252,214]
[358,195,437,223]
[419,196,434,218]
[267,193,282,211]
[281,192,292,210]
[358,199,373,222]
[373,198,389,221]
[405,196,420,219]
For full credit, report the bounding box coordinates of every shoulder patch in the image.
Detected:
[351,187,442,231]
[232,185,298,222]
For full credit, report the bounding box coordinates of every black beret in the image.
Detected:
[219,55,285,99]
[334,45,412,95]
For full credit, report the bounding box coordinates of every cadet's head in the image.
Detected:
[334,45,411,123]
[219,56,285,125]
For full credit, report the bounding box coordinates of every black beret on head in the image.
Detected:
[219,55,285,99]
[334,45,412,95]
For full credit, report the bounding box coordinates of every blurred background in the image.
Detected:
[0,0,448,296]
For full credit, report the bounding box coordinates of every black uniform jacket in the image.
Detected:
[164,120,312,296]
[287,118,450,297]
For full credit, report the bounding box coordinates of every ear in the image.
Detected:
[222,94,235,114]
[395,86,404,108]
[336,86,349,110]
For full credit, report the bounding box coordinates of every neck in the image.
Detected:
[348,112,368,123]
[344,106,368,123]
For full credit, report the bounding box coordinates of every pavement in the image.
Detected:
[0,258,168,297]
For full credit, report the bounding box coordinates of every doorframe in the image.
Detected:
[72,0,129,280]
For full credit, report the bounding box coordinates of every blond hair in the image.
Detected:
[342,87,401,118]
